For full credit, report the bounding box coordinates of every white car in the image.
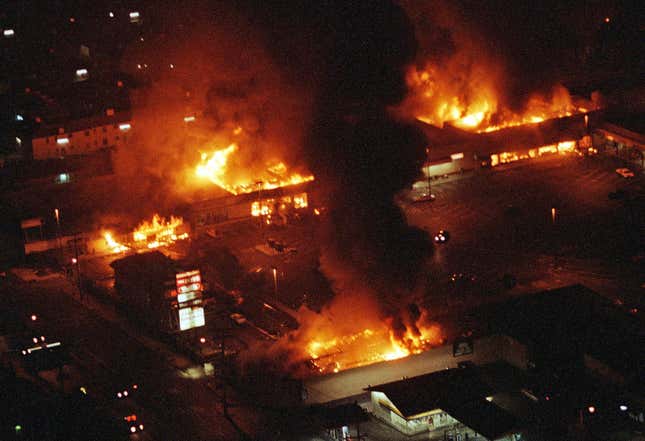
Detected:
[615,168,634,178]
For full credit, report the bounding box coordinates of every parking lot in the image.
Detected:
[402,154,644,316]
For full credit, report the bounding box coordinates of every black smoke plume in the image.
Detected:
[244,0,432,310]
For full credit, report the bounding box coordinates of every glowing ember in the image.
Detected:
[195,144,314,195]
[132,214,189,249]
[406,65,581,132]
[103,232,129,254]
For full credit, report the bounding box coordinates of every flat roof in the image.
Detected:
[366,367,494,417]
[366,363,522,440]
[492,284,644,380]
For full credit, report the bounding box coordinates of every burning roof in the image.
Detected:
[195,142,314,195]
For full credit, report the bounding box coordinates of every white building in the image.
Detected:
[31,111,132,160]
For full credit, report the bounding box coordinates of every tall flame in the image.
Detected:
[195,143,314,195]
[406,65,580,132]
[132,214,189,249]
[304,308,443,374]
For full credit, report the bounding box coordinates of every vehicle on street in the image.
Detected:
[122,411,145,436]
[229,313,247,325]
[115,382,139,399]
[411,193,436,203]
[615,168,634,178]
[433,230,450,244]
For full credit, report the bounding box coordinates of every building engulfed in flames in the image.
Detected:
[404,65,585,133]
[102,214,189,255]
[304,307,443,375]
[195,143,314,196]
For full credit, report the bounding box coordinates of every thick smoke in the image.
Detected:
[242,1,433,339]
[112,2,311,216]
[398,0,585,120]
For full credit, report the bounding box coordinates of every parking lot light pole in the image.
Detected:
[272,267,278,299]
[54,208,63,263]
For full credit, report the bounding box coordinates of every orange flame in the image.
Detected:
[132,214,189,249]
[195,144,314,195]
[406,65,580,132]
[103,231,129,254]
[304,311,443,374]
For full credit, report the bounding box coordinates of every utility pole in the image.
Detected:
[220,329,228,417]
[54,208,63,264]
[425,147,432,197]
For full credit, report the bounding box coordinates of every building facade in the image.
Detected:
[31,111,132,159]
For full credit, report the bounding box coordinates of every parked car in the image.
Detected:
[615,168,634,178]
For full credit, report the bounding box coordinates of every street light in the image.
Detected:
[54,208,63,262]
[272,267,278,299]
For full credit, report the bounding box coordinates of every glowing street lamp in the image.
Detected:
[272,267,278,299]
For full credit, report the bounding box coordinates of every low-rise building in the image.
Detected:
[31,111,132,160]
[110,252,205,334]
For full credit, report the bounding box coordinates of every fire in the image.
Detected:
[132,214,189,249]
[103,232,129,254]
[195,143,314,195]
[406,64,580,132]
[304,312,443,374]
[195,143,238,192]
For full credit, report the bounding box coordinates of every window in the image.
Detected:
[103,138,108,145]
[115,135,120,140]
[102,127,107,133]
[85,131,90,136]
[45,137,49,144]
[113,124,118,129]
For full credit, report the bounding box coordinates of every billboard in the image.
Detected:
[175,270,205,330]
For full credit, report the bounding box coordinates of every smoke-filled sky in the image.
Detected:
[112,0,640,309]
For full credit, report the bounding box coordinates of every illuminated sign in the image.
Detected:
[3,29,15,38]
[119,123,131,131]
[178,307,205,330]
[177,291,198,303]
[176,270,205,330]
[56,137,70,145]
[450,152,464,160]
